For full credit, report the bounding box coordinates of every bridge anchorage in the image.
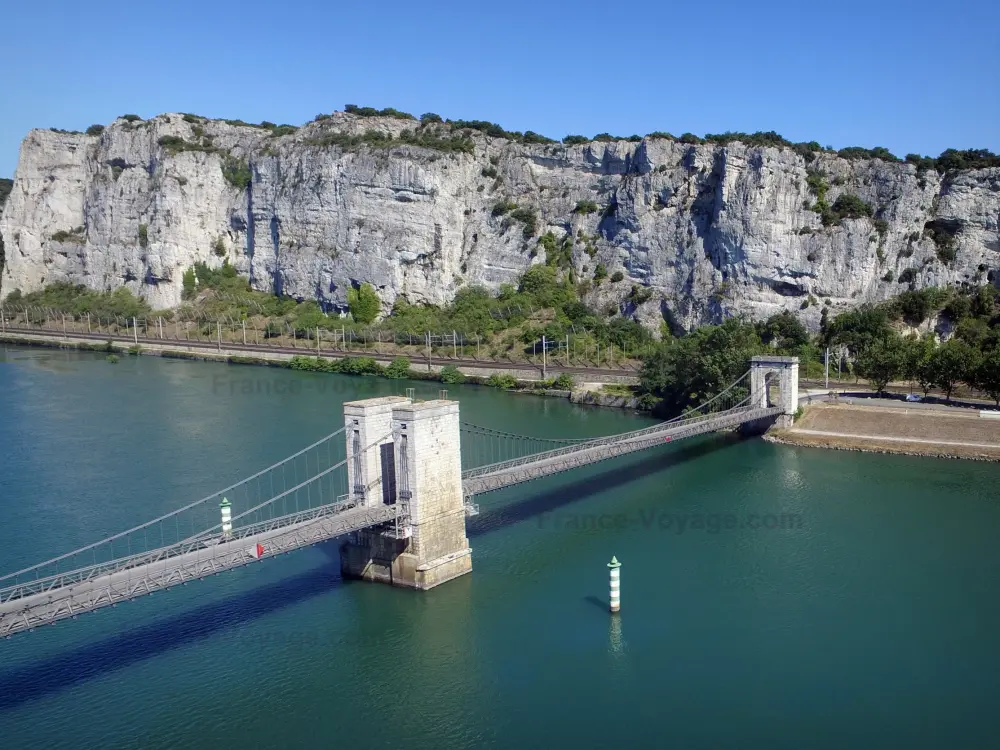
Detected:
[0,358,797,637]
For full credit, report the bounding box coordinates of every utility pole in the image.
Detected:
[133,317,138,346]
[217,321,222,352]
[824,347,830,390]
[542,335,547,380]
[453,330,457,359]
[242,320,246,346]
[426,331,432,373]
[316,327,321,355]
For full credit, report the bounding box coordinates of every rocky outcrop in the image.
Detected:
[2,112,998,331]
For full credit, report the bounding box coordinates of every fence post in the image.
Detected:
[132,317,138,346]
[316,327,321,355]
[242,320,247,346]
[86,313,91,334]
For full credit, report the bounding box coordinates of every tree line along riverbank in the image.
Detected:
[5,264,1000,417]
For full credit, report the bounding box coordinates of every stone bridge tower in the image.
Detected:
[340,396,472,590]
[750,355,799,428]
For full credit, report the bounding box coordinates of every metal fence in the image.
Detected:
[0,305,646,371]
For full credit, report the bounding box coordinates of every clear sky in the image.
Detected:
[2,0,998,177]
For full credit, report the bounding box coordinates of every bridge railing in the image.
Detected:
[0,428,394,605]
[461,370,755,480]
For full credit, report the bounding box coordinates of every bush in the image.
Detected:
[486,373,518,390]
[138,223,148,249]
[345,104,415,120]
[106,354,119,364]
[898,268,917,285]
[573,200,599,214]
[420,112,443,123]
[563,135,589,145]
[86,124,105,136]
[509,207,537,237]
[120,114,141,123]
[385,357,411,379]
[552,373,574,390]
[610,271,624,283]
[593,263,608,282]
[439,365,465,384]
[481,166,498,178]
[492,200,517,216]
[213,236,226,257]
[221,156,252,190]
[831,193,873,220]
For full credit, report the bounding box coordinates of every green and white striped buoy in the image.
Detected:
[607,556,621,613]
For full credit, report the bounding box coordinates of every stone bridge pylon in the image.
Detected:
[750,355,799,428]
[339,396,472,590]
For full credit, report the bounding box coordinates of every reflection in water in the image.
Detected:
[608,613,625,657]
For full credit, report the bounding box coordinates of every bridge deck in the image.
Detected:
[0,502,398,637]
[462,406,781,495]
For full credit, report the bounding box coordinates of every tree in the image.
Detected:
[903,333,936,396]
[348,283,380,324]
[976,348,1000,406]
[758,311,809,354]
[929,338,980,401]
[640,317,763,417]
[182,267,196,300]
[854,336,905,394]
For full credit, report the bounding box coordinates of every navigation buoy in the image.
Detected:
[608,556,621,613]
[220,497,232,538]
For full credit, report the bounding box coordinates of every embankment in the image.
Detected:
[768,403,1000,461]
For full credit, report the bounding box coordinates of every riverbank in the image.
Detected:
[0,330,649,412]
[767,402,1000,461]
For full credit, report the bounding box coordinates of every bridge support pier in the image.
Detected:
[340,398,472,590]
[748,355,799,430]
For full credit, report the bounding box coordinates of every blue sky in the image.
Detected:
[2,0,997,177]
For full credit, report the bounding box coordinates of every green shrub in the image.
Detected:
[213,236,226,257]
[831,193,873,220]
[221,156,252,190]
[492,200,517,216]
[439,364,465,384]
[593,263,608,282]
[120,114,141,123]
[385,357,412,379]
[573,200,598,214]
[138,223,148,248]
[86,124,105,136]
[481,166,498,178]
[563,135,589,145]
[106,354,119,364]
[420,112,443,123]
[552,373,574,390]
[610,270,624,282]
[509,207,538,237]
[182,268,197,300]
[486,373,518,390]
[898,268,917,285]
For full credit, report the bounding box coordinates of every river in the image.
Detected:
[0,345,998,749]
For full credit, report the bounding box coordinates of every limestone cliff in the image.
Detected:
[1,112,998,331]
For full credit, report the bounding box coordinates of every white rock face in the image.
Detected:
[2,113,998,331]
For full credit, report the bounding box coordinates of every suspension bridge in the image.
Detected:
[0,356,798,637]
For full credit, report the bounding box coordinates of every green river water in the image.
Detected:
[0,345,997,749]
